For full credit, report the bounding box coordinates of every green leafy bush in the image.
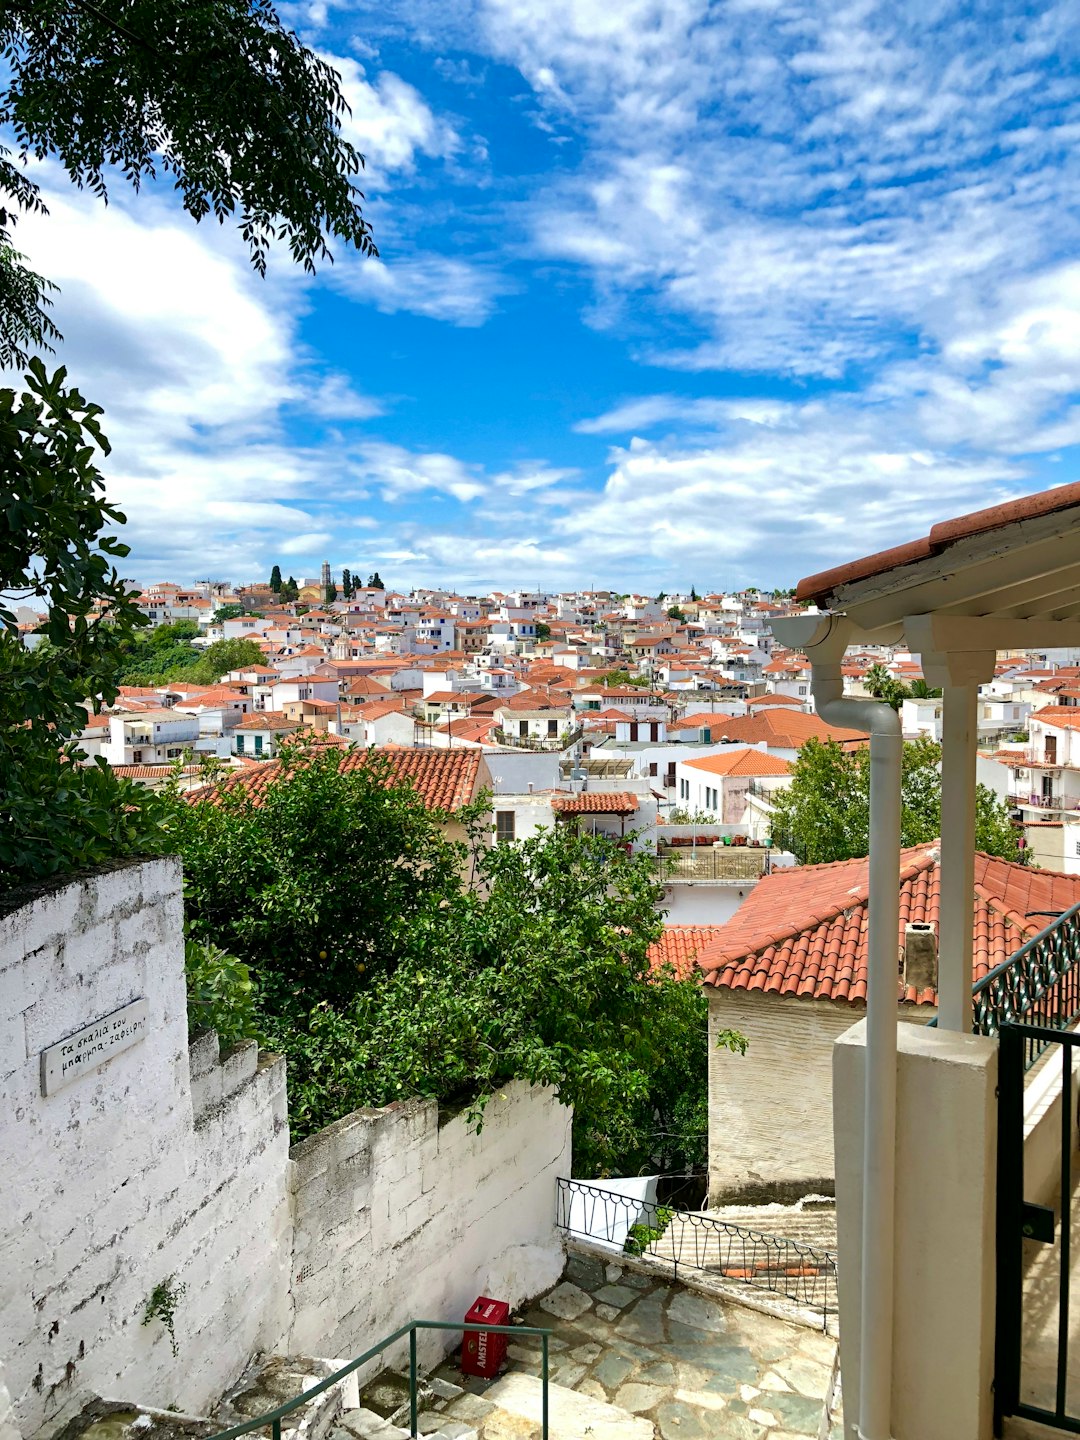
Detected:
[184,938,261,1049]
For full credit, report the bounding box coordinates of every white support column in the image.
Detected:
[939,683,978,1033]
[914,646,996,1034]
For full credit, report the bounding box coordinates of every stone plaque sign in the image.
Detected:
[41,999,148,1096]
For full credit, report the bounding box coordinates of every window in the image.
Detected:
[166,748,183,759]
[1046,735,1058,764]
[519,720,529,738]
[547,718,558,736]
[799,685,807,695]
[132,749,143,763]
[496,811,515,844]
[254,735,264,754]
[665,764,676,788]
[1075,840,1080,858]
[649,762,658,777]
[235,735,245,752]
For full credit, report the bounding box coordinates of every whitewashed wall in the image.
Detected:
[289,1084,572,1377]
[0,860,291,1439]
[0,861,570,1440]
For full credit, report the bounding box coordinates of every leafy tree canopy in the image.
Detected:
[770,736,1026,866]
[601,669,652,688]
[667,605,686,622]
[534,620,552,642]
[168,746,719,1172]
[0,0,376,366]
[366,571,384,590]
[269,565,282,593]
[116,632,265,687]
[0,363,167,882]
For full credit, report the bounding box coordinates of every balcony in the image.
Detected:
[1020,793,1080,811]
[657,846,771,882]
[492,725,583,752]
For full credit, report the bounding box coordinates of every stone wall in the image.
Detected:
[289,1085,572,1377]
[0,860,291,1439]
[707,989,934,1203]
[0,861,571,1439]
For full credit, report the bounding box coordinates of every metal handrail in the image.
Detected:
[556,1177,837,1331]
[205,1319,551,1440]
[930,899,1080,1069]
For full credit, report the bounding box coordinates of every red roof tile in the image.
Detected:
[691,709,866,750]
[187,745,484,813]
[683,749,792,778]
[695,844,1080,1006]
[550,791,640,815]
[649,926,729,981]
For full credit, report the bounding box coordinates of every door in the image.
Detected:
[996,1023,1080,1434]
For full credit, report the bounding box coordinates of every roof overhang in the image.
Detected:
[776,486,1080,662]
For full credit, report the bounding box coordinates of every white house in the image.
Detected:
[102,709,201,766]
[674,746,791,833]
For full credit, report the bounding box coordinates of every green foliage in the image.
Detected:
[534,621,552,642]
[341,567,353,599]
[0,363,167,884]
[600,669,651,688]
[863,662,910,710]
[667,606,685,622]
[771,737,1027,865]
[280,576,299,602]
[624,1206,674,1257]
[212,604,246,623]
[325,583,338,604]
[142,1276,187,1357]
[184,937,261,1049]
[171,754,720,1173]
[117,633,265,686]
[270,565,282,593]
[366,572,384,590]
[0,0,375,365]
[169,742,467,1001]
[689,585,698,602]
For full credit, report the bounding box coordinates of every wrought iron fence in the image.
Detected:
[968,899,1080,1069]
[555,1178,837,1331]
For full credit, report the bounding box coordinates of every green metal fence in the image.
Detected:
[204,1319,552,1440]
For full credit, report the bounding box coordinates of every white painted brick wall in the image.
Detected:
[1,862,572,1439]
[707,988,934,1204]
[0,861,290,1438]
[287,1086,572,1379]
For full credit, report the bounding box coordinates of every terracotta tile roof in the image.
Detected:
[1032,707,1080,730]
[649,926,729,981]
[696,844,1080,1006]
[693,709,866,750]
[187,745,484,813]
[110,763,202,778]
[683,748,793,778]
[748,694,807,708]
[797,481,1080,604]
[550,791,640,815]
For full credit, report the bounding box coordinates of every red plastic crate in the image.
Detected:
[461,1296,510,1378]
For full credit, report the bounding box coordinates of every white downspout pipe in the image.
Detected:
[809,653,902,1440]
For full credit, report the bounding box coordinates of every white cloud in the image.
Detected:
[325,56,461,178]
[332,253,504,325]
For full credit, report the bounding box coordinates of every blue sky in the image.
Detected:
[15,0,1080,592]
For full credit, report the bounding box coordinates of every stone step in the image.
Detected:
[213,1355,358,1440]
[462,1374,653,1440]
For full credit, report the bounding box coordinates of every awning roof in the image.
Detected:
[789,481,1080,651]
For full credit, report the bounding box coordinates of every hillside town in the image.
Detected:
[38,565,1079,888]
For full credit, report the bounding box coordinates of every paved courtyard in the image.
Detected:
[418,1250,843,1440]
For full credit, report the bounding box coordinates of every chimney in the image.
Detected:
[903,922,938,993]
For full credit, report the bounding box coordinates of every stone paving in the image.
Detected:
[339,1250,843,1440]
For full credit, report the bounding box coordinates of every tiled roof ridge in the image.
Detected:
[698,847,938,971]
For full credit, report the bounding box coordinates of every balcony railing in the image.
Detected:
[555,1178,837,1332]
[658,847,770,882]
[968,900,1080,1069]
[492,725,583,751]
[1021,793,1080,811]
